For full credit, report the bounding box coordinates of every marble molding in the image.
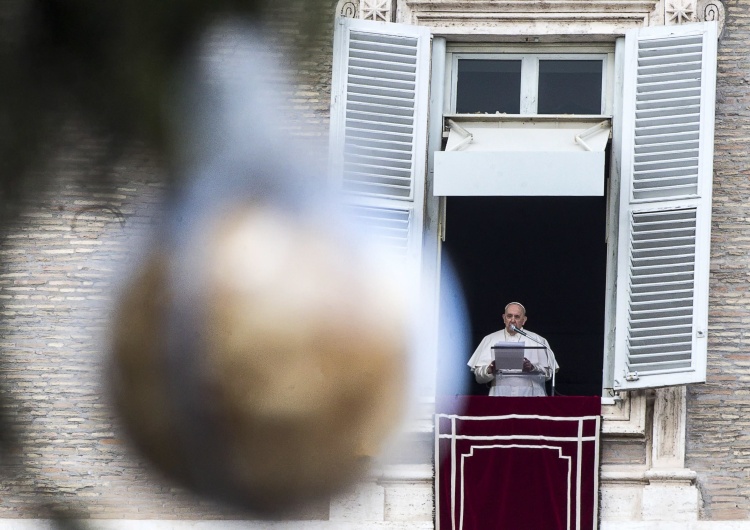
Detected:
[338,0,393,21]
[396,0,725,37]
[336,1,726,37]
[362,0,392,21]
[665,0,697,24]
[336,0,359,18]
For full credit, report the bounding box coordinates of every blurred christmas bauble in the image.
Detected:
[109,204,409,514]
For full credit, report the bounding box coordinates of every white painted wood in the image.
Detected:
[330,17,431,203]
[612,21,717,390]
[419,35,446,401]
[329,16,431,301]
[434,117,610,196]
[520,56,538,114]
[602,36,627,391]
[434,151,605,196]
[442,118,611,152]
[445,51,610,115]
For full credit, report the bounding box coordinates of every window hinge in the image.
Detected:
[625,371,640,382]
[602,389,624,405]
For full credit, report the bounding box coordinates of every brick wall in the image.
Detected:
[686,0,750,520]
[0,9,336,520]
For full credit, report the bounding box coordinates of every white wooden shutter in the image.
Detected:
[612,22,717,390]
[329,17,431,276]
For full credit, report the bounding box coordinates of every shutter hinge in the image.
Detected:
[602,388,624,404]
[697,330,706,338]
[625,371,640,382]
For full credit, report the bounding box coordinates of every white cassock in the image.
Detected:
[467,328,559,397]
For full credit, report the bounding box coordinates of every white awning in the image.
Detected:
[434,116,612,196]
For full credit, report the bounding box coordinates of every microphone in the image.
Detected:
[510,324,556,397]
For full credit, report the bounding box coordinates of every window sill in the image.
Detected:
[601,389,647,437]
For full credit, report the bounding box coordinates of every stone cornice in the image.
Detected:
[396,0,725,39]
[403,0,659,13]
[399,0,660,37]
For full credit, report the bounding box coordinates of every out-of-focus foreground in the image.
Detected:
[0,0,427,525]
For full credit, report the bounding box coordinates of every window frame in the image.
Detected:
[441,43,618,397]
[444,44,616,117]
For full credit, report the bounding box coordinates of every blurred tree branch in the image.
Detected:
[0,0,333,524]
[0,0,333,213]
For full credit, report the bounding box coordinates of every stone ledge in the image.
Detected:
[645,467,698,484]
[401,0,660,38]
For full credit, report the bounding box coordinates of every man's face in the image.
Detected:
[503,304,527,333]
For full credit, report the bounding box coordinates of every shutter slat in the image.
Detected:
[634,87,702,102]
[347,92,417,109]
[636,105,700,119]
[346,144,412,160]
[347,65,416,83]
[346,103,415,116]
[347,110,414,126]
[346,153,413,169]
[634,130,700,145]
[634,140,699,154]
[635,148,698,163]
[344,204,411,255]
[636,112,701,127]
[346,127,415,143]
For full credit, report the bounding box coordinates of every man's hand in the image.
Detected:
[522,358,535,373]
[489,361,497,374]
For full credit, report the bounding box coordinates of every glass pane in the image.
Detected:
[456,59,521,114]
[538,60,603,114]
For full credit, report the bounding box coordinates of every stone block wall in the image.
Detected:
[0,137,252,520]
[686,0,750,521]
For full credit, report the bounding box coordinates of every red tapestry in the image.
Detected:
[436,396,601,530]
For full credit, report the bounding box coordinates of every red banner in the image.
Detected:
[436,396,601,530]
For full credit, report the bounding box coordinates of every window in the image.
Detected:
[538,59,604,114]
[455,59,522,113]
[437,47,614,396]
[330,17,718,398]
[449,51,611,115]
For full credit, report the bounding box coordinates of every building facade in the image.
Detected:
[2,0,750,528]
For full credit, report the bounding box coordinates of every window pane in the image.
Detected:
[456,59,521,114]
[538,60,603,114]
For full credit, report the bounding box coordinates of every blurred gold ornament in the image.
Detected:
[110,204,409,514]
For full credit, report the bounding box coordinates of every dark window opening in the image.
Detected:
[538,60,603,114]
[456,59,522,114]
[437,195,607,397]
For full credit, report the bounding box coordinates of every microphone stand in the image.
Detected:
[511,325,556,397]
